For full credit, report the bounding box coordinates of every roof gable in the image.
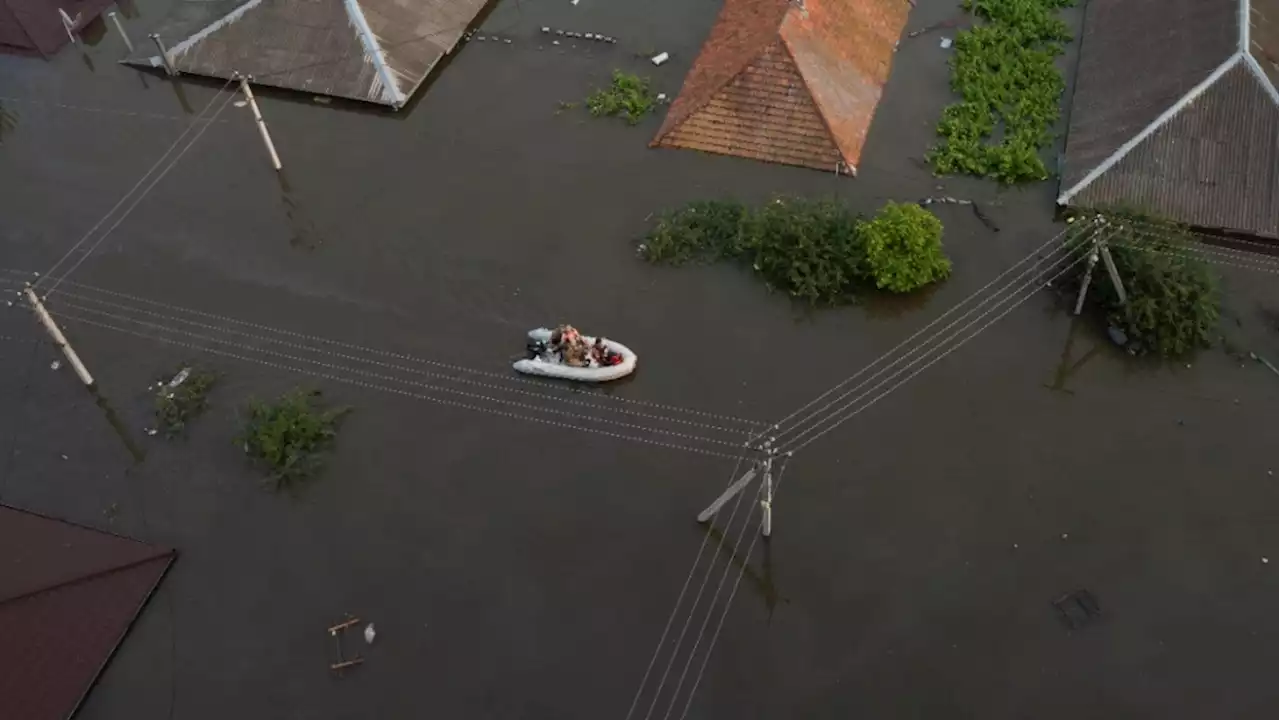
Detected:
[656,41,843,171]
[0,505,175,720]
[655,0,908,173]
[1071,60,1278,238]
[1060,0,1239,190]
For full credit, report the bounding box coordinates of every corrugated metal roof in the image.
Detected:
[122,0,489,108]
[653,0,908,174]
[1060,0,1238,191]
[1073,60,1278,238]
[1059,0,1279,238]
[0,504,175,720]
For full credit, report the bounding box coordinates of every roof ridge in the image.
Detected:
[162,0,264,62]
[343,0,406,108]
[775,35,847,174]
[1058,53,1244,205]
[0,549,176,606]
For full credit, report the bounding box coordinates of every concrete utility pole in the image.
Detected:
[149,33,176,75]
[108,11,133,53]
[697,439,782,539]
[237,74,283,171]
[24,286,95,387]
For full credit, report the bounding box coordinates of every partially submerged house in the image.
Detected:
[1058,0,1279,239]
[0,504,175,720]
[123,0,491,109]
[652,0,909,175]
[0,0,113,56]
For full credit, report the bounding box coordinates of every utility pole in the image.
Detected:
[236,74,283,171]
[697,437,783,539]
[24,286,95,388]
[108,11,133,53]
[1073,220,1127,315]
[149,33,176,75]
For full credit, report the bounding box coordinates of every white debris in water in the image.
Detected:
[657,93,667,102]
[146,428,158,436]
[1061,533,1069,540]
[364,623,376,644]
[1262,557,1269,564]
[541,26,550,33]
[939,37,952,49]
[50,360,61,370]
[234,100,248,108]
[651,52,670,66]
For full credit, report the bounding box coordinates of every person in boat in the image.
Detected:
[552,324,590,367]
[592,337,622,366]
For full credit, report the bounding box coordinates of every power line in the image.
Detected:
[12,270,757,425]
[670,456,789,720]
[44,308,748,461]
[783,241,1098,456]
[46,298,742,450]
[34,80,237,297]
[762,221,1085,440]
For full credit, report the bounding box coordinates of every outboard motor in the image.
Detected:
[526,339,549,359]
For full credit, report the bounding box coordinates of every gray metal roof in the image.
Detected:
[1059,0,1280,238]
[123,0,490,108]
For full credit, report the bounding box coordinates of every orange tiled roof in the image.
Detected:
[653,0,910,174]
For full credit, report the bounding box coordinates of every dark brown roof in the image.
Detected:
[652,0,908,174]
[0,0,115,56]
[1059,0,1280,238]
[123,0,491,108]
[0,505,175,720]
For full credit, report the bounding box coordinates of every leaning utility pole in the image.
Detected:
[236,74,283,171]
[24,285,95,387]
[1073,218,1127,316]
[697,438,784,539]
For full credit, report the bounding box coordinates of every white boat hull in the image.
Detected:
[513,328,637,382]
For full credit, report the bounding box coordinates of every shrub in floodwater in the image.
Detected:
[1069,214,1220,358]
[585,70,657,125]
[154,365,218,438]
[238,389,350,490]
[640,197,951,305]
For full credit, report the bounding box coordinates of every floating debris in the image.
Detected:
[364,623,377,644]
[939,37,952,49]
[541,26,550,33]
[50,360,61,370]
[651,51,669,66]
[657,92,668,102]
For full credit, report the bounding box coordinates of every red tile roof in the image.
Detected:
[0,505,175,720]
[653,0,909,174]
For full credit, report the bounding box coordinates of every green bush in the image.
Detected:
[586,70,657,125]
[927,0,1074,184]
[640,200,747,264]
[640,198,951,305]
[238,389,350,490]
[746,198,866,304]
[858,202,951,293]
[1072,217,1220,358]
[154,365,218,438]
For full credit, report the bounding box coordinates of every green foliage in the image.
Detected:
[927,0,1074,184]
[586,70,657,125]
[1071,216,1220,358]
[238,389,350,490]
[640,198,951,305]
[640,200,748,264]
[154,365,218,438]
[858,202,952,293]
[745,198,866,304]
